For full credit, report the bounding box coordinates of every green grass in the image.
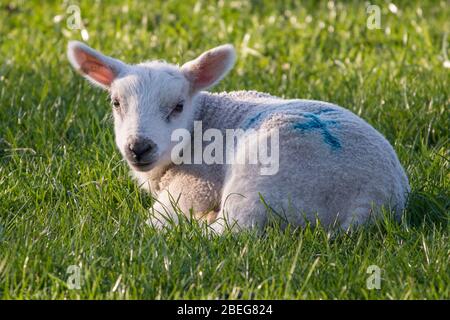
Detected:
[0,0,449,299]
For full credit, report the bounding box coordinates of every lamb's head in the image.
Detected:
[67,41,235,172]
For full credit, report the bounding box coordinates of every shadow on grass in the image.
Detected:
[405,189,449,230]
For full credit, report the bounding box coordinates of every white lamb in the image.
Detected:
[67,41,410,233]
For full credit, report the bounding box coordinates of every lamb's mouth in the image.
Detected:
[129,161,155,172]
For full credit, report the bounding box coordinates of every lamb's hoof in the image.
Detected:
[194,210,219,225]
[208,220,225,235]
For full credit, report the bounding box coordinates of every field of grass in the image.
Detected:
[0,0,449,299]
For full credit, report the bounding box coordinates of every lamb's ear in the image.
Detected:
[181,44,236,92]
[67,41,125,89]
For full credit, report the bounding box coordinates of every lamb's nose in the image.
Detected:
[127,138,154,161]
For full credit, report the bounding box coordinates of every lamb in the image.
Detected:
[67,41,410,233]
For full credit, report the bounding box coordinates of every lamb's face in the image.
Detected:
[68,41,235,172]
[110,64,194,171]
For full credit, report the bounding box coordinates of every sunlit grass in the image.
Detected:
[0,0,448,299]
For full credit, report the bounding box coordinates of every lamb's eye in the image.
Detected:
[112,98,120,108]
[167,102,184,120]
[173,102,184,113]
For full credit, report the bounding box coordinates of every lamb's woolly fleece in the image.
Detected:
[140,90,410,232]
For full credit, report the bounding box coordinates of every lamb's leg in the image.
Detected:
[210,195,268,234]
[146,189,181,229]
[209,177,269,234]
[148,192,220,229]
[147,167,223,229]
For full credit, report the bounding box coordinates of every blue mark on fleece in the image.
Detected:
[241,110,268,130]
[241,107,342,150]
[312,108,337,115]
[293,111,341,150]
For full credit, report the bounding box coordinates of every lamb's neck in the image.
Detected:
[192,91,254,132]
[132,158,172,193]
